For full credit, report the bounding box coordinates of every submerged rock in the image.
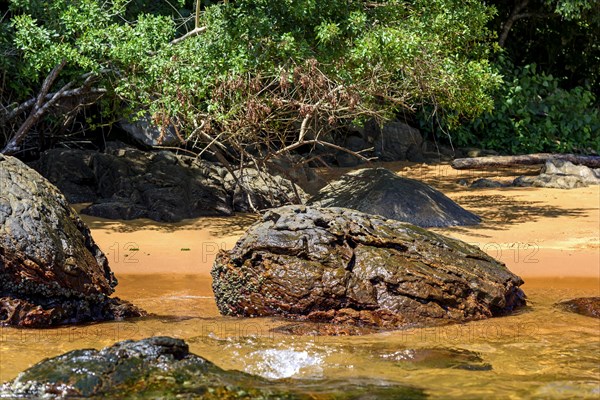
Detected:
[0,155,144,327]
[212,206,525,331]
[557,297,600,318]
[0,336,425,399]
[513,160,600,189]
[32,146,305,222]
[308,168,481,227]
[376,348,492,371]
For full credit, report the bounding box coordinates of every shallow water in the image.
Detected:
[1,275,598,399]
[2,164,599,398]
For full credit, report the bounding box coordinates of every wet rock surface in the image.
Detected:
[374,347,492,371]
[0,336,425,399]
[212,206,525,331]
[308,168,481,227]
[0,155,144,327]
[513,160,600,189]
[557,297,600,318]
[31,146,306,222]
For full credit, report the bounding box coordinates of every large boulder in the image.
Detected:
[364,120,423,161]
[0,336,425,399]
[513,159,600,189]
[32,146,306,222]
[212,206,525,331]
[308,168,481,227]
[0,155,144,327]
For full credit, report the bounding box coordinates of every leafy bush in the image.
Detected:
[422,61,600,154]
[1,0,501,156]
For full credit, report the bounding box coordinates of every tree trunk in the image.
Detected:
[451,154,600,170]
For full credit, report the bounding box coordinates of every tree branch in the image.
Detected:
[1,62,109,155]
[498,0,530,47]
[170,26,207,45]
[274,139,375,163]
[298,84,344,142]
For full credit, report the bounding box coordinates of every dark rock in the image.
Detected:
[0,155,144,327]
[32,147,305,222]
[364,120,423,161]
[267,154,320,195]
[421,140,458,161]
[470,178,508,189]
[557,297,600,318]
[513,160,600,189]
[0,336,425,399]
[308,168,481,227]
[336,135,371,167]
[29,149,97,203]
[226,168,308,213]
[212,206,525,331]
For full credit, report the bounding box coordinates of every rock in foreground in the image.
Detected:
[308,168,480,227]
[0,155,144,327]
[212,206,525,330]
[0,337,425,399]
[557,297,600,318]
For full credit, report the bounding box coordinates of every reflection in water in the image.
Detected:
[1,275,598,398]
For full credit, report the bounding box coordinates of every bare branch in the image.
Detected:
[274,139,376,163]
[170,26,207,45]
[298,84,344,142]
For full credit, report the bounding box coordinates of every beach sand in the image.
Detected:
[78,162,600,281]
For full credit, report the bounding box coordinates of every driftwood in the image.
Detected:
[451,153,600,170]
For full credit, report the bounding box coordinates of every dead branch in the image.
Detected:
[1,62,109,154]
[170,26,207,45]
[274,139,376,163]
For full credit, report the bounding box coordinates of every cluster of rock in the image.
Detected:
[468,160,600,189]
[212,205,526,331]
[0,155,144,327]
[31,144,307,222]
[513,159,600,189]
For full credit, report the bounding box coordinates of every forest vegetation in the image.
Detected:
[0,0,598,160]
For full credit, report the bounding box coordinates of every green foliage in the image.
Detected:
[1,0,501,153]
[432,61,600,154]
[489,0,600,96]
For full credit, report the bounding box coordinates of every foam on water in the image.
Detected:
[244,349,324,379]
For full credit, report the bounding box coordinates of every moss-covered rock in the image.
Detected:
[0,337,425,399]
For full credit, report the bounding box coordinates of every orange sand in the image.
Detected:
[78,162,599,280]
